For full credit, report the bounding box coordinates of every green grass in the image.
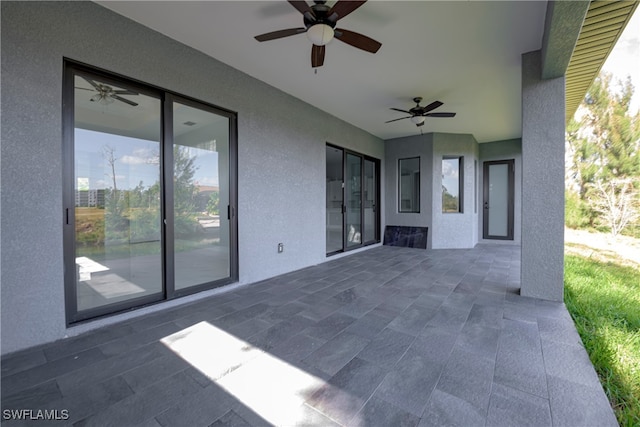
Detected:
[564,254,640,426]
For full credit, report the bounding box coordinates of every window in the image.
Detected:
[399,157,420,213]
[442,156,463,213]
[63,61,237,323]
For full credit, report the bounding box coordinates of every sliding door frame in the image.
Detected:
[326,143,380,256]
[63,59,238,324]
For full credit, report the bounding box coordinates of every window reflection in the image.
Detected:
[399,157,420,213]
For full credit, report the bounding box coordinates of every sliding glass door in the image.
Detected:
[326,144,379,255]
[65,62,237,323]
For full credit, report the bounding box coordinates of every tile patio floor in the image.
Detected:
[1,245,617,426]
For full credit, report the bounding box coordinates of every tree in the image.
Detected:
[589,179,639,237]
[566,72,640,235]
[206,191,219,216]
[173,146,200,237]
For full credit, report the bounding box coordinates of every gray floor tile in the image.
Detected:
[98,321,181,357]
[302,332,370,376]
[1,349,47,377]
[327,357,388,399]
[209,410,252,427]
[42,323,137,362]
[409,328,457,364]
[121,352,191,392]
[74,371,202,427]
[373,351,443,417]
[1,347,107,396]
[56,342,165,396]
[155,383,239,427]
[356,328,414,368]
[342,312,392,339]
[537,315,583,347]
[0,379,62,412]
[419,389,486,427]
[387,305,438,336]
[304,312,358,340]
[541,338,602,388]
[486,383,552,427]
[0,245,615,427]
[337,296,381,318]
[52,376,135,425]
[271,333,327,361]
[499,317,541,354]
[424,304,471,334]
[493,345,547,398]
[349,395,420,427]
[465,304,504,329]
[547,374,618,427]
[455,323,501,362]
[435,347,494,412]
[247,315,315,351]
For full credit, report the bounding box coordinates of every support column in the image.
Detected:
[520,50,565,301]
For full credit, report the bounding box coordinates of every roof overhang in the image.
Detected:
[563,0,638,122]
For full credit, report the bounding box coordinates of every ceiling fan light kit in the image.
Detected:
[254,0,381,68]
[306,23,334,46]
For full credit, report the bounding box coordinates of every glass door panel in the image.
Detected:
[326,146,344,254]
[363,159,376,243]
[173,102,230,290]
[73,74,163,312]
[346,153,362,248]
[488,164,508,236]
[483,160,514,240]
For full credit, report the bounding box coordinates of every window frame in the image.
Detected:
[442,156,464,214]
[398,157,421,213]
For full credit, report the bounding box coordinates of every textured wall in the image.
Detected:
[0,1,383,355]
[431,133,479,249]
[384,134,434,248]
[479,139,522,244]
[521,50,565,301]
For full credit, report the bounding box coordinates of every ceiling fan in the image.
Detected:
[254,0,382,68]
[386,97,456,127]
[76,77,139,106]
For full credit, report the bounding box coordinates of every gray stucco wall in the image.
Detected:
[0,1,383,355]
[479,139,522,244]
[520,50,565,301]
[384,132,480,249]
[431,133,479,249]
[384,134,434,248]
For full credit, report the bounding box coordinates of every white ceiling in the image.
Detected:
[97,1,547,143]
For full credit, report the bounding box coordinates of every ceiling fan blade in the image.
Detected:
[424,112,456,118]
[113,89,139,96]
[311,44,325,68]
[390,107,412,114]
[385,116,411,123]
[420,100,443,114]
[288,1,312,15]
[328,1,366,20]
[255,28,306,42]
[334,28,381,53]
[82,77,101,91]
[112,95,138,107]
[75,87,95,92]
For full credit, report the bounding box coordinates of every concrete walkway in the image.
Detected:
[1,245,617,426]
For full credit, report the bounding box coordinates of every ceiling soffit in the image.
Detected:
[566,0,639,122]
